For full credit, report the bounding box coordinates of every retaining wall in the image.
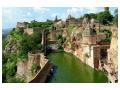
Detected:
[29,61,53,83]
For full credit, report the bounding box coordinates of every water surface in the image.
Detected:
[47,52,108,83]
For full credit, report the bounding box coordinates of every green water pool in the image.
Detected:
[47,51,108,83]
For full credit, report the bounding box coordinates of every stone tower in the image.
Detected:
[82,19,97,45]
[54,15,58,22]
[82,18,89,30]
[27,51,41,82]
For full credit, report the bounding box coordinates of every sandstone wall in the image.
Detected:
[108,27,118,71]
[29,61,53,83]
[16,51,49,82]
[24,28,33,35]
[16,60,27,77]
[97,33,106,42]
[16,22,26,28]
[82,36,96,45]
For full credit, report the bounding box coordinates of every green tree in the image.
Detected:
[6,77,25,83]
[89,13,97,19]
[83,13,97,21]
[97,10,113,25]
[113,9,118,26]
[31,63,41,74]
[99,29,112,42]
[56,35,66,49]
[84,14,91,21]
[19,32,42,58]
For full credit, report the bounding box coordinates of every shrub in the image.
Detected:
[6,77,25,83]
[31,63,41,74]
[99,29,112,38]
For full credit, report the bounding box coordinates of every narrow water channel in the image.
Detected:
[47,51,108,83]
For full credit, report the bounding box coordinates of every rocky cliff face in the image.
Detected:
[3,28,47,83]
[63,27,83,53]
[2,29,25,83]
[3,34,21,55]
[100,27,118,83]
[107,27,118,74]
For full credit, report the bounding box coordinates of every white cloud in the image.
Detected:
[60,13,68,20]
[33,7,50,14]
[2,8,16,21]
[2,8,34,28]
[66,7,98,17]
[67,7,86,18]
[2,8,11,15]
[27,12,31,16]
[86,7,97,13]
[67,7,79,15]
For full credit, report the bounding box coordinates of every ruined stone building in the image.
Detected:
[64,18,110,69]
[24,27,44,35]
[78,20,99,68]
[16,22,27,29]
[54,16,62,23]
[53,20,65,30]
[65,15,78,26]
[16,51,48,82]
[79,19,110,69]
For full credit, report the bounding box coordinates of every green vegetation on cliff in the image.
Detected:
[19,32,42,59]
[31,63,41,74]
[56,35,66,50]
[2,28,42,83]
[113,9,118,26]
[28,21,53,29]
[99,29,112,42]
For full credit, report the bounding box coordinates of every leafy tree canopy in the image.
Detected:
[97,11,113,25]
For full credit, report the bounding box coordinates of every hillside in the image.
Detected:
[2,28,42,82]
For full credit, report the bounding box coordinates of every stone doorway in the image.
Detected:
[93,47,100,69]
[100,48,108,66]
[100,48,108,60]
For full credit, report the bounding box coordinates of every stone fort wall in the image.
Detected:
[16,50,48,82]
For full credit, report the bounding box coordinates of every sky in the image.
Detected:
[2,7,117,29]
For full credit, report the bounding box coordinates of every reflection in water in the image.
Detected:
[47,51,108,83]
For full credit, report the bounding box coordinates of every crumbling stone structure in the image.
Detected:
[24,27,43,35]
[64,18,110,69]
[16,22,27,29]
[16,60,27,78]
[16,50,48,82]
[66,15,78,26]
[105,27,118,83]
